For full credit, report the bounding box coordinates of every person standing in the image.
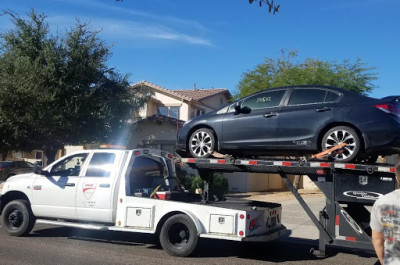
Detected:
[371,162,400,264]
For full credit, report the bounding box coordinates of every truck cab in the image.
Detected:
[0,148,286,257]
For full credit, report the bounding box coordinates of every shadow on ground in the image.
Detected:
[29,224,377,263]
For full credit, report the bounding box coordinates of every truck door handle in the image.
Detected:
[65,183,75,187]
[316,107,332,112]
[264,112,278,118]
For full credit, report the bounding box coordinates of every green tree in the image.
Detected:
[0,10,150,163]
[236,50,377,98]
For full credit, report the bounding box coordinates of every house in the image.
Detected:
[127,80,231,153]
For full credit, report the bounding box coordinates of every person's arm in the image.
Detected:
[372,229,384,265]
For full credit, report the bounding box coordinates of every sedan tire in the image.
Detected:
[321,126,361,162]
[188,128,216,158]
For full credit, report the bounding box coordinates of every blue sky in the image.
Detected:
[0,0,399,98]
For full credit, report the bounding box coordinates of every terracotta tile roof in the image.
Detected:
[131,81,194,102]
[131,80,231,102]
[174,88,230,101]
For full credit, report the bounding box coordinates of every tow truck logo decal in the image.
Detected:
[343,191,382,200]
[359,176,368,185]
[83,183,97,199]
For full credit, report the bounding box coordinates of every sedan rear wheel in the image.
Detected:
[321,126,360,162]
[188,128,215,158]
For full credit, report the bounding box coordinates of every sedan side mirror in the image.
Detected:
[234,102,251,115]
[234,102,242,115]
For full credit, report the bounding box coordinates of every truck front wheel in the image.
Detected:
[2,199,36,236]
[159,214,199,257]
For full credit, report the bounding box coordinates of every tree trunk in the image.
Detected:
[43,145,61,166]
[293,175,301,190]
[1,151,8,161]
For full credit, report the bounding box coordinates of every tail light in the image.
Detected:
[153,191,171,200]
[0,167,3,171]
[375,103,400,118]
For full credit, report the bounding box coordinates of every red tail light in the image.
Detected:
[0,167,3,170]
[375,103,400,118]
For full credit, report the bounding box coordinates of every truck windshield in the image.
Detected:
[127,155,182,197]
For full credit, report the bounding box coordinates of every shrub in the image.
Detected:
[189,174,229,196]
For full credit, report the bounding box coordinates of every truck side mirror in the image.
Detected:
[33,163,43,175]
[33,162,50,176]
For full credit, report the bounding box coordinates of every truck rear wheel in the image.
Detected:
[159,214,198,257]
[2,199,36,236]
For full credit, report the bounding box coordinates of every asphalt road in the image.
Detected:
[0,222,380,265]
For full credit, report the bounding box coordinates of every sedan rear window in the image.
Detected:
[288,88,340,105]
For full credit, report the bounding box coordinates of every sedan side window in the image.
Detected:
[51,153,88,176]
[84,153,116,177]
[288,88,327,105]
[24,162,34,168]
[325,91,340,102]
[242,90,286,110]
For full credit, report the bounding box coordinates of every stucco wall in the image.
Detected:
[128,120,179,149]
[201,94,230,109]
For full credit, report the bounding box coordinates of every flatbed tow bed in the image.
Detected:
[180,156,397,257]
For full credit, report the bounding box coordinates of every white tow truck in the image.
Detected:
[0,148,286,256]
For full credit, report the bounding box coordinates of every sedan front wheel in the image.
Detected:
[321,126,361,163]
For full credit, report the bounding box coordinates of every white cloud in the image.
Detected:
[50,0,211,46]
[46,15,212,46]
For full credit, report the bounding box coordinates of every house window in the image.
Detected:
[195,109,205,117]
[158,106,180,119]
[35,151,43,160]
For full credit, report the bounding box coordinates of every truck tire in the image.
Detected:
[2,199,36,236]
[159,214,199,257]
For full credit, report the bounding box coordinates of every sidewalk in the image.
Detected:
[243,190,325,240]
[280,196,325,240]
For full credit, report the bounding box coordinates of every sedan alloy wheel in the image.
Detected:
[322,126,360,162]
[188,128,215,158]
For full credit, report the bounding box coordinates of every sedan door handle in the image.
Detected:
[264,112,278,118]
[65,183,75,187]
[316,107,332,112]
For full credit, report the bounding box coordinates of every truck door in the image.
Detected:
[31,152,90,220]
[75,151,122,223]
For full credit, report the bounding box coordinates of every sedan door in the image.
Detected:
[222,89,287,150]
[275,87,341,149]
